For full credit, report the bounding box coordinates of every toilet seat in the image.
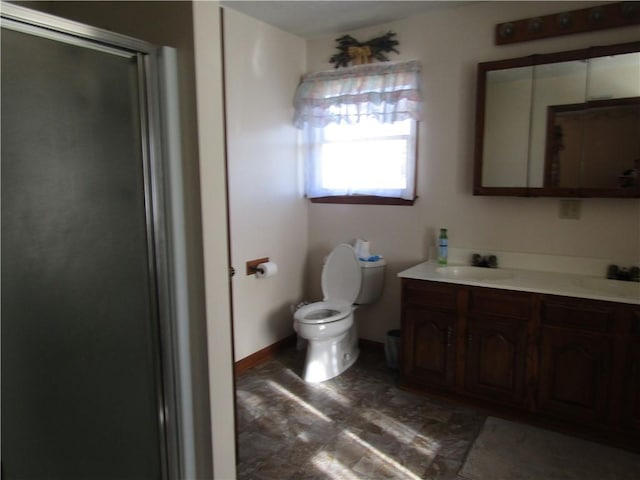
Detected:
[295,301,351,325]
[294,244,362,325]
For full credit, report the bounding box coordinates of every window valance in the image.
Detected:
[293,60,422,129]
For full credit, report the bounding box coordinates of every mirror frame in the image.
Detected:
[473,41,640,197]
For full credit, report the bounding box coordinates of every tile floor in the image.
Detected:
[235,344,486,479]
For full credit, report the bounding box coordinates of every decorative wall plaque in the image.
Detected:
[495,2,639,45]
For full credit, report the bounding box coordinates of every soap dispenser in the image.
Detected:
[438,228,448,265]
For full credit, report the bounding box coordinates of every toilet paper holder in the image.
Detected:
[246,257,269,276]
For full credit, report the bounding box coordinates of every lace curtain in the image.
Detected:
[293,60,422,128]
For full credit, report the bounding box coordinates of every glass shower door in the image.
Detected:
[2,21,167,480]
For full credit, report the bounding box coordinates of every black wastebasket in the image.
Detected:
[385,329,401,370]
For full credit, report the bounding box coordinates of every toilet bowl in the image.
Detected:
[294,243,386,382]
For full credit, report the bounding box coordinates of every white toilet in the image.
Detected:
[294,243,386,382]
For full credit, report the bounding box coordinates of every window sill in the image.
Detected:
[309,195,416,206]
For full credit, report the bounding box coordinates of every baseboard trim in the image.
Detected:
[359,338,385,353]
[234,333,297,376]
[234,336,385,376]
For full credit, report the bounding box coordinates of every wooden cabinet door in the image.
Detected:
[465,314,527,406]
[622,339,640,431]
[402,307,456,390]
[537,325,613,424]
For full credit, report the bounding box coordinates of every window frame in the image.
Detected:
[305,119,419,205]
[309,195,416,205]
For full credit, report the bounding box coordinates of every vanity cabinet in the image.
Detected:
[403,307,457,390]
[537,325,613,424]
[622,340,640,430]
[401,280,457,390]
[400,278,640,449]
[464,288,531,407]
[622,311,640,431]
[536,297,616,425]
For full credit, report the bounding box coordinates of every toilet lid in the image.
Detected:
[321,244,362,304]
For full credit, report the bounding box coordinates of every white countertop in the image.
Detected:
[398,261,640,305]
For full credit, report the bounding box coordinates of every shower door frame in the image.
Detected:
[1,4,181,479]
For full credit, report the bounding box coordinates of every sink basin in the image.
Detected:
[573,277,640,298]
[436,266,514,281]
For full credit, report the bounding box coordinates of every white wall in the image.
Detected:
[222,8,308,361]
[306,1,640,343]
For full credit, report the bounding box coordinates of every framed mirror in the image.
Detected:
[474,41,640,197]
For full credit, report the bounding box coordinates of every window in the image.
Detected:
[293,60,422,204]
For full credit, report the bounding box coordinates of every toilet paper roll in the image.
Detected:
[354,239,363,256]
[256,261,278,278]
[358,241,370,259]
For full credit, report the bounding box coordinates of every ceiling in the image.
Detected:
[219,1,470,39]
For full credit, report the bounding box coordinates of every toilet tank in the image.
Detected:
[355,258,386,304]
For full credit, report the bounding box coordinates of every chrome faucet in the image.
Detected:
[607,264,640,282]
[472,253,498,268]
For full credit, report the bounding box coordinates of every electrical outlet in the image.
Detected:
[558,199,581,219]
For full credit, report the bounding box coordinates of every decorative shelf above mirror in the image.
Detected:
[473,41,640,197]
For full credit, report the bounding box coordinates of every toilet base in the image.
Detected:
[301,324,359,383]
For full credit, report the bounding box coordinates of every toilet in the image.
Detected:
[294,243,386,382]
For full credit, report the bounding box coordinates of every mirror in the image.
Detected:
[546,97,639,189]
[474,42,640,197]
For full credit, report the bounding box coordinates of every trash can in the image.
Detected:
[385,329,401,370]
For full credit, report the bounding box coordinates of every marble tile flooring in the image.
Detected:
[235,344,486,479]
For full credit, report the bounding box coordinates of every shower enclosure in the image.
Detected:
[2,5,188,479]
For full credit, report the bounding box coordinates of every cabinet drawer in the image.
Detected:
[402,279,457,311]
[468,288,531,320]
[541,297,615,332]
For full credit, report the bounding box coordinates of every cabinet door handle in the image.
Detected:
[446,327,454,347]
[467,332,473,349]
